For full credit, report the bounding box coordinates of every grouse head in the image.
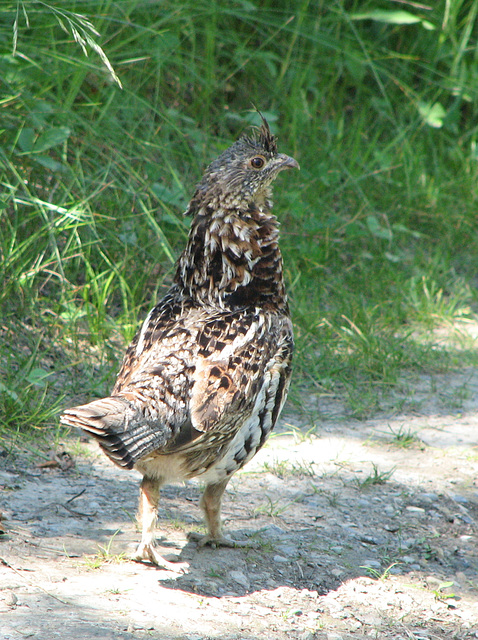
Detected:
[178,115,298,309]
[186,116,299,216]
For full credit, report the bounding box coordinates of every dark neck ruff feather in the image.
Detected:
[175,203,287,311]
[174,118,294,312]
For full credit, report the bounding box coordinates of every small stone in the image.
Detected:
[276,544,297,557]
[229,570,250,589]
[260,524,287,538]
[330,610,348,620]
[406,506,425,514]
[388,565,402,574]
[307,612,321,620]
[128,620,155,631]
[418,492,438,502]
[273,554,288,563]
[3,591,17,607]
[359,535,382,545]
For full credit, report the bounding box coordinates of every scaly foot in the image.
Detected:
[131,542,188,572]
[187,531,258,549]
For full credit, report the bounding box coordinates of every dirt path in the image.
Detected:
[1,370,477,639]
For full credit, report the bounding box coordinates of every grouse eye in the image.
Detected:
[250,156,265,169]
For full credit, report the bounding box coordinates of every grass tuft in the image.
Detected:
[1,1,478,441]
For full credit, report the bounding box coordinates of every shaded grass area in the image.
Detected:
[1,0,478,443]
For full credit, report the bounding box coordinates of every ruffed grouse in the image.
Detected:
[60,116,298,568]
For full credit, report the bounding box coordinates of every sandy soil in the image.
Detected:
[1,368,477,640]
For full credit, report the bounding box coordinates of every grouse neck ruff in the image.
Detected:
[60,116,299,568]
[176,205,288,311]
[176,122,298,311]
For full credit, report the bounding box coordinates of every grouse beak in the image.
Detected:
[276,153,300,172]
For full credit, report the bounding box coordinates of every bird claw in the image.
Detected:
[131,543,188,573]
[187,531,257,549]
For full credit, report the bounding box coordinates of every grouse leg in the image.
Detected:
[131,476,187,571]
[190,478,251,548]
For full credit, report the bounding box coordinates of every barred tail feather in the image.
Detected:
[60,397,168,469]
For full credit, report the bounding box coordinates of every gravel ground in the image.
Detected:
[1,369,477,640]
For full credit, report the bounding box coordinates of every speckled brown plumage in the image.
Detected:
[60,116,299,568]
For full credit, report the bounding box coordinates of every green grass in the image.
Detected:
[2,0,478,441]
[353,463,396,489]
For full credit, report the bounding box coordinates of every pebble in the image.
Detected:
[406,506,425,514]
[358,613,382,627]
[4,591,17,607]
[329,610,348,620]
[417,492,438,503]
[273,555,289,563]
[127,620,155,631]
[276,544,297,557]
[307,611,321,620]
[357,499,371,508]
[359,535,383,545]
[260,524,287,538]
[0,471,18,483]
[401,538,415,549]
[229,570,250,589]
[452,495,469,504]
[388,565,402,574]
[425,575,442,587]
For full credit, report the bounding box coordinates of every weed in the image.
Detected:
[1,0,478,439]
[432,581,456,602]
[361,562,401,581]
[253,496,293,518]
[310,485,341,508]
[85,530,126,568]
[278,422,318,444]
[381,424,422,448]
[354,464,396,490]
[262,458,315,478]
[207,568,224,579]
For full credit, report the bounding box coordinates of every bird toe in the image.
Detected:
[188,531,257,549]
[131,543,188,572]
